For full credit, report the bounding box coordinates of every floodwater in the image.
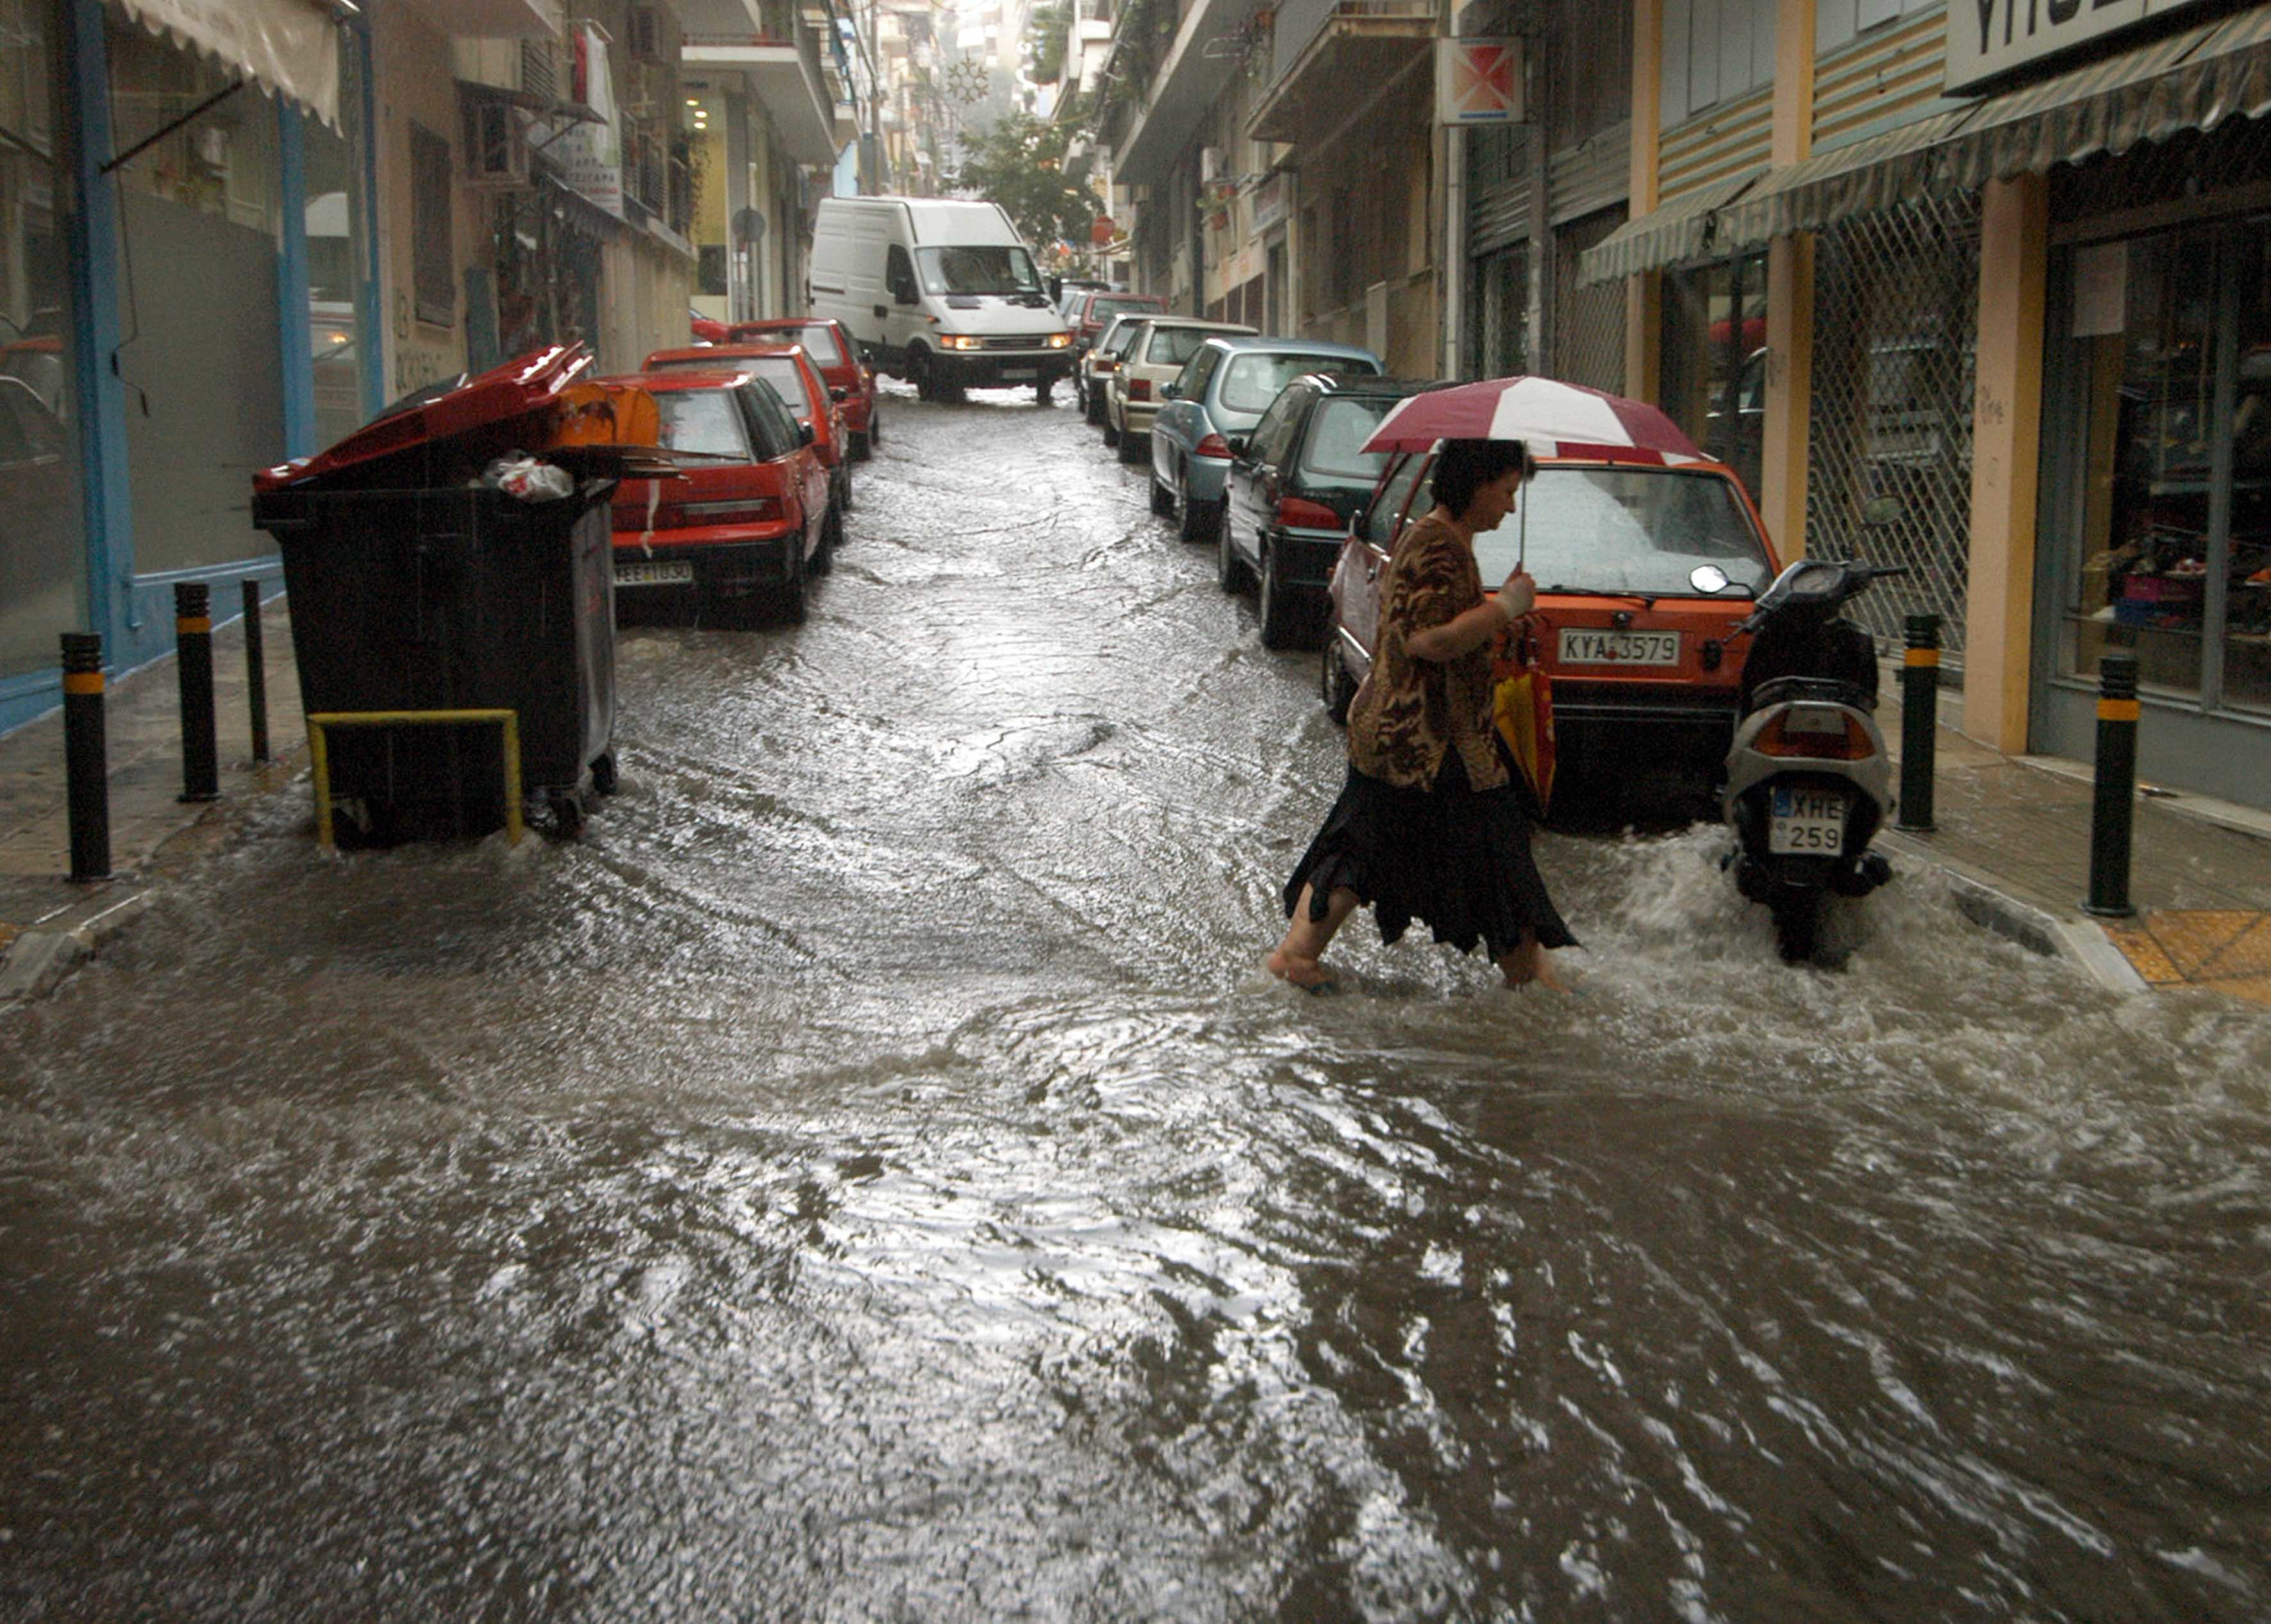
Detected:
[5,389,2270,1622]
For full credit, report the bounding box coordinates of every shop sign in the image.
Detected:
[1947,0,2208,94]
[1251,174,1287,233]
[1436,38,1524,126]
[537,25,625,219]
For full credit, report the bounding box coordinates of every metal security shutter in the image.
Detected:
[1553,205,1627,393]
[1806,192,1982,658]
[1547,121,1630,227]
[1467,123,1531,258]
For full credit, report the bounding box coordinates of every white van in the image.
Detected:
[809,196,1074,404]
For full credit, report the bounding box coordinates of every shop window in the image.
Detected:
[0,0,81,681]
[303,37,372,449]
[1662,253,1766,501]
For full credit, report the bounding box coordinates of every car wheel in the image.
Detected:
[839,468,854,514]
[1149,467,1174,517]
[1101,410,1120,447]
[1320,636,1357,725]
[852,429,872,463]
[869,412,881,448]
[815,504,842,574]
[779,534,810,625]
[1179,476,1221,545]
[1258,540,1307,649]
[1117,425,1144,465]
[1216,515,1249,590]
[1085,388,1105,427]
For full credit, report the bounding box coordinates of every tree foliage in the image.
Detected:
[949,110,1097,252]
[1025,1,1070,84]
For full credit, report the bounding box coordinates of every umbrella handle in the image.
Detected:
[1518,488,1527,571]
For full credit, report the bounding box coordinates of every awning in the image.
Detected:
[1574,170,1762,288]
[1595,3,2271,276]
[111,0,341,127]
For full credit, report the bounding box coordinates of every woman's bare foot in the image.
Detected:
[1497,938,1572,993]
[1265,948,1338,991]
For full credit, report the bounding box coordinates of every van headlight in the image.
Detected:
[940,334,981,351]
[1045,332,1072,348]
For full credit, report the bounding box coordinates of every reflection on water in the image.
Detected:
[4,390,2270,1621]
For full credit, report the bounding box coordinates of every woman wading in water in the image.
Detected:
[1267,438,1574,992]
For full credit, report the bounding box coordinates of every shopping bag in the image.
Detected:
[1492,622,1556,815]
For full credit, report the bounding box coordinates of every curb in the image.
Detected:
[0,891,151,1006]
[1876,829,2149,997]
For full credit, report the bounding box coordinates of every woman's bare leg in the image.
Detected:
[1497,930,1570,992]
[1268,884,1359,988]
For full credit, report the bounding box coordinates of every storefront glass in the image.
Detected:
[2054,217,2271,715]
[302,38,370,450]
[105,8,288,577]
[1662,251,1767,501]
[0,0,84,681]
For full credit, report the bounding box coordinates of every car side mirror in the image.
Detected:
[799,422,815,447]
[1160,383,1181,400]
[1227,434,1250,458]
[830,385,849,401]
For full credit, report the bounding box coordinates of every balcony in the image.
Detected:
[1246,0,1435,145]
[397,0,564,38]
[1109,0,1254,186]
[685,30,842,165]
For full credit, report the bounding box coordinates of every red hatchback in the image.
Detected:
[727,318,878,461]
[608,370,832,625]
[1067,289,1167,356]
[1325,449,1783,809]
[644,343,853,527]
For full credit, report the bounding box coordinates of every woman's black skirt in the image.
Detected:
[1283,752,1576,961]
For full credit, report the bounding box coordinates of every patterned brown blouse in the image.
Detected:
[1346,512,1510,791]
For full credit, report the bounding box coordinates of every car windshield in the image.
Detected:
[1301,399,1394,483]
[1143,326,1217,367]
[1089,296,1158,323]
[651,354,812,417]
[915,245,1042,295]
[739,324,841,365]
[1470,467,1774,597]
[653,390,751,460]
[1221,353,1373,417]
[1101,324,1144,356]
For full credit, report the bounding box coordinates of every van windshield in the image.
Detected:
[916,245,1042,296]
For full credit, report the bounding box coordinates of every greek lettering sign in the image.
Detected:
[1947,0,2207,94]
[539,25,624,219]
[1436,38,1524,126]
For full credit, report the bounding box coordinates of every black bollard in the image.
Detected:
[2084,653,2140,918]
[242,579,269,765]
[175,582,218,803]
[62,633,110,882]
[1894,613,1940,833]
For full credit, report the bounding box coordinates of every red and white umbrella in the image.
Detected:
[1363,376,1703,463]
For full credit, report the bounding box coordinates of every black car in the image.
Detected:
[1217,374,1448,647]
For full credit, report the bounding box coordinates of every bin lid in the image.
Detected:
[255,345,598,493]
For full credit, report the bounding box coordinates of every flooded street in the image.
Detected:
[6,389,2271,1621]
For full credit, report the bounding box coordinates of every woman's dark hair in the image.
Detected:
[1432,438,1533,518]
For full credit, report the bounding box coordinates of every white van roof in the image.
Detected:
[824,195,1021,247]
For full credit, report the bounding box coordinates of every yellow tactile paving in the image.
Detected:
[2103,911,2271,1005]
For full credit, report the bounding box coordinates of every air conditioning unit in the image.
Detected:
[628,6,667,63]
[462,95,531,187]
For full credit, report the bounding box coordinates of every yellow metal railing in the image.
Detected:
[304,709,524,850]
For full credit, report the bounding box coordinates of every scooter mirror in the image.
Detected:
[1690,563,1730,594]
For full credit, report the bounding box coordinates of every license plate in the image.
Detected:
[999,366,1036,380]
[615,559,694,587]
[1768,785,1849,854]
[1558,627,1680,666]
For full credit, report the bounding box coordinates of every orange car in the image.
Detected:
[642,342,853,525]
[726,318,878,461]
[1323,447,1784,808]
[607,370,832,625]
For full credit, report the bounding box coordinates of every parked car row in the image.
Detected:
[603,315,874,627]
[1085,315,1788,807]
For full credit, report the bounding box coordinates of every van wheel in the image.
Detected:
[1035,377,1053,405]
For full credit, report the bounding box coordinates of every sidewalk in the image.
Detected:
[0,602,306,1000]
[0,620,2265,1005]
[1874,663,2271,1005]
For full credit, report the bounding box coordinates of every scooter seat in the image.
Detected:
[1750,675,1875,713]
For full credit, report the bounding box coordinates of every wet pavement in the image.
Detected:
[5,387,2271,1621]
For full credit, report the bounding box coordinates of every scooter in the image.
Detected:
[1722,559,1905,962]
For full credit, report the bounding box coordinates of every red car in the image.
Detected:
[608,370,832,625]
[727,318,878,461]
[644,342,853,526]
[1067,289,1167,357]
[1324,448,1784,809]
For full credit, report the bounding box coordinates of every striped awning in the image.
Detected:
[1574,170,1761,288]
[1586,3,2271,279]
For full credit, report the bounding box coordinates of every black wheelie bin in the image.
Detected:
[251,345,649,843]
